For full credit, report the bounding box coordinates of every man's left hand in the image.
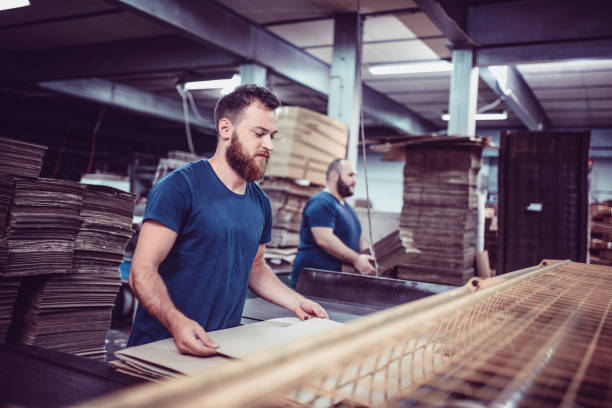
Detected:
[293,297,329,320]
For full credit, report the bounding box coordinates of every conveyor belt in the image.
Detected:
[242,268,454,323]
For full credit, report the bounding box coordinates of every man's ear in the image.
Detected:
[329,169,339,183]
[218,118,233,141]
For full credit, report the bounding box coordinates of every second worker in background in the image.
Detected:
[291,159,376,287]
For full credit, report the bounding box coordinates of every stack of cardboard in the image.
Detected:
[9,184,135,359]
[0,278,19,342]
[260,178,321,266]
[0,137,46,342]
[484,206,498,273]
[0,175,15,238]
[73,184,135,275]
[0,136,47,178]
[370,137,488,286]
[372,229,420,276]
[590,201,612,266]
[267,107,348,186]
[497,131,589,274]
[0,179,85,277]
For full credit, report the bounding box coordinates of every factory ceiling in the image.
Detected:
[1,0,611,144]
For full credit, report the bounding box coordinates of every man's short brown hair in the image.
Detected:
[213,84,281,133]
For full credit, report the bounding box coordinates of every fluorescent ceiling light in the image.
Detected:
[442,112,508,121]
[369,60,452,75]
[184,74,241,94]
[516,59,612,73]
[0,0,30,11]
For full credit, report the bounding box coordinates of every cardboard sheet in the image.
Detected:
[115,317,342,379]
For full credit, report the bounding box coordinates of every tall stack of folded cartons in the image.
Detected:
[385,137,488,286]
[496,131,590,274]
[262,107,348,267]
[0,137,47,342]
[10,184,135,360]
[590,201,612,266]
[0,136,136,360]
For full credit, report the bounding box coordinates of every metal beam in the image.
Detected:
[480,66,550,131]
[240,64,267,87]
[328,13,362,168]
[414,0,552,131]
[413,0,475,47]
[8,36,240,81]
[114,0,330,95]
[113,0,436,134]
[476,38,612,66]
[39,79,215,132]
[361,87,435,135]
[468,0,612,47]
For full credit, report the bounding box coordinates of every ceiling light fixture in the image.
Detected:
[0,0,30,11]
[368,60,452,75]
[442,111,508,121]
[184,74,241,95]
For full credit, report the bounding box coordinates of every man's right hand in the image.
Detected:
[354,254,376,276]
[169,315,219,356]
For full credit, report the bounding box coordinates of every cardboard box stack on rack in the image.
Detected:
[590,201,612,266]
[262,107,348,267]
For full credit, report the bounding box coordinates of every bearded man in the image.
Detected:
[290,159,376,288]
[128,84,327,354]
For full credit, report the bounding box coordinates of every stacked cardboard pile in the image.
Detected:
[267,107,348,186]
[9,184,135,359]
[0,179,85,277]
[373,229,420,276]
[260,178,321,266]
[497,131,589,274]
[0,136,47,178]
[73,185,135,275]
[484,206,498,273]
[0,137,46,343]
[0,279,20,342]
[388,138,487,286]
[590,201,612,267]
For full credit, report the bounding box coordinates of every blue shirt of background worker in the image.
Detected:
[291,159,376,288]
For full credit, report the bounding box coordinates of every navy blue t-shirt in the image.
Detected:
[291,191,361,287]
[128,160,272,346]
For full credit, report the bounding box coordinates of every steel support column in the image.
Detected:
[327,13,362,169]
[447,48,478,136]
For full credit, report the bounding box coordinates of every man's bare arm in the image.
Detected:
[129,220,218,356]
[249,244,328,320]
[311,227,376,275]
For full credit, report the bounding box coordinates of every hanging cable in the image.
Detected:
[175,84,196,154]
[53,120,73,178]
[355,0,380,276]
[186,90,214,125]
[477,95,505,114]
[85,108,105,174]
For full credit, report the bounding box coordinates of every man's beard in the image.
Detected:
[225,131,268,182]
[337,176,354,198]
